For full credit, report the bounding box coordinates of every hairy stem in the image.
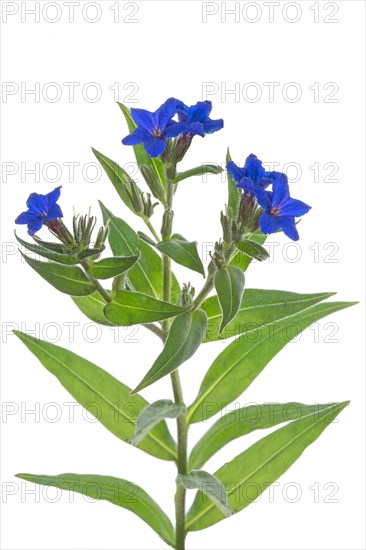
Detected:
[144,218,160,242]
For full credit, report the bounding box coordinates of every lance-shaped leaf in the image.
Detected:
[104,290,186,327]
[188,300,356,424]
[72,291,113,326]
[87,253,140,280]
[16,473,175,547]
[179,470,233,518]
[214,265,245,334]
[33,235,70,253]
[226,148,241,220]
[130,399,185,446]
[236,239,269,262]
[188,402,336,470]
[202,289,337,343]
[15,331,177,461]
[21,253,94,296]
[118,102,167,202]
[132,309,207,393]
[16,232,79,265]
[230,234,267,271]
[100,202,180,301]
[92,148,136,213]
[186,401,349,531]
[157,234,205,277]
[174,164,223,184]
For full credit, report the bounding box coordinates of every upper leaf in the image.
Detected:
[186,402,349,531]
[214,265,245,333]
[178,469,233,518]
[132,309,207,393]
[16,232,79,265]
[87,253,140,280]
[188,300,356,423]
[157,233,205,277]
[236,239,269,262]
[130,399,184,446]
[174,164,223,184]
[230,234,267,271]
[16,473,175,547]
[72,291,113,326]
[15,331,177,461]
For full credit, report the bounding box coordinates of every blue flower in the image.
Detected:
[176,100,223,137]
[15,186,63,236]
[253,174,311,241]
[227,153,282,193]
[122,97,186,157]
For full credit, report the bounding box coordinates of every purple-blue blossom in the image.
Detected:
[15,187,63,236]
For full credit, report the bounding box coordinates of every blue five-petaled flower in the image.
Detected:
[15,186,63,236]
[227,153,282,193]
[122,98,186,158]
[176,100,223,137]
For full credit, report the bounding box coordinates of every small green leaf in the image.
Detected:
[178,470,233,518]
[174,164,223,183]
[226,148,241,220]
[100,202,180,302]
[72,291,113,326]
[16,232,79,265]
[189,402,336,470]
[157,234,205,276]
[130,399,184,446]
[16,473,175,547]
[104,290,187,326]
[188,300,356,424]
[186,402,349,531]
[15,331,177,461]
[132,309,207,393]
[87,253,140,280]
[92,148,136,213]
[214,265,245,333]
[230,234,267,271]
[202,289,337,343]
[21,253,94,296]
[33,235,70,253]
[236,239,269,261]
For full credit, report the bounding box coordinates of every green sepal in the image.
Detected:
[132,309,207,393]
[130,399,185,446]
[16,473,175,547]
[157,233,205,277]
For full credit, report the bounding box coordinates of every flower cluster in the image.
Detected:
[228,154,311,241]
[122,97,223,157]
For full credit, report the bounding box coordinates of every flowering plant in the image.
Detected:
[14,98,355,550]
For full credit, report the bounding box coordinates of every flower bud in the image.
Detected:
[140,165,166,203]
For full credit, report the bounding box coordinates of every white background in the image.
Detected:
[1,1,365,549]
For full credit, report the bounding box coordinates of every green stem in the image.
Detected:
[81,260,111,303]
[144,218,160,242]
[161,181,187,550]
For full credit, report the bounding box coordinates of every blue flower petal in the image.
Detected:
[264,170,283,180]
[280,198,311,217]
[130,108,155,132]
[277,216,299,241]
[227,161,247,183]
[259,211,281,234]
[203,118,224,134]
[155,98,179,130]
[236,177,255,193]
[253,186,272,210]
[272,173,290,206]
[164,121,186,138]
[15,211,36,225]
[45,186,62,209]
[26,193,48,216]
[244,154,265,183]
[257,177,273,189]
[144,136,167,157]
[27,218,44,236]
[186,122,205,137]
[122,127,150,145]
[45,203,63,220]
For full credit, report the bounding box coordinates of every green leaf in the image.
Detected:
[174,164,223,184]
[104,290,186,327]
[92,148,136,213]
[72,291,113,326]
[33,235,70,253]
[15,331,177,461]
[186,401,349,531]
[21,253,94,296]
[16,473,175,547]
[178,470,233,518]
[188,300,356,424]
[188,402,336,470]
[202,289,337,343]
[16,232,79,265]
[214,266,245,333]
[132,309,207,393]
[226,148,241,220]
[157,234,205,276]
[100,202,180,301]
[236,239,269,262]
[230,233,267,271]
[130,399,184,446]
[87,253,140,280]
